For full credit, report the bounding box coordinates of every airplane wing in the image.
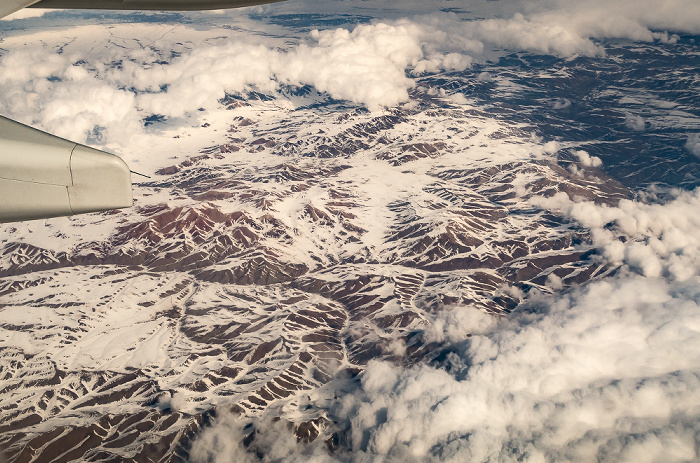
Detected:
[29,0,284,11]
[0,117,133,223]
[0,1,43,20]
[0,0,285,223]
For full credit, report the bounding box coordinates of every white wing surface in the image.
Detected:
[0,117,133,223]
[0,0,42,20]
[30,0,283,10]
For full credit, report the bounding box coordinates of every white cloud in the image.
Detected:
[0,46,141,143]
[407,0,700,61]
[2,0,699,146]
[284,24,424,110]
[338,301,700,460]
[469,13,605,57]
[157,392,187,411]
[543,140,561,155]
[574,149,603,167]
[422,306,497,344]
[476,71,493,82]
[687,134,700,159]
[0,21,428,140]
[190,414,332,463]
[625,113,646,131]
[553,98,571,109]
[129,23,424,115]
[520,0,700,41]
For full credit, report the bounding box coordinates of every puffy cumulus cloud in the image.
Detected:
[156,392,188,411]
[469,13,605,57]
[336,298,700,461]
[0,20,430,142]
[0,1,697,154]
[190,413,334,463]
[130,22,425,115]
[393,276,698,461]
[567,150,602,177]
[191,188,700,462]
[2,0,700,145]
[189,415,253,463]
[289,24,423,109]
[625,113,646,131]
[422,305,497,344]
[476,71,494,82]
[573,149,602,167]
[531,188,700,282]
[551,0,700,37]
[128,43,280,118]
[529,140,562,157]
[0,47,140,144]
[687,134,700,159]
[409,0,700,60]
[129,20,475,114]
[509,0,698,45]
[403,12,602,59]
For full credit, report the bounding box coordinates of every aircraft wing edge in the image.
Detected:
[0,116,133,223]
[28,0,284,11]
[0,0,43,20]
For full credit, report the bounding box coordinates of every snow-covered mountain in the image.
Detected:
[0,86,636,461]
[1,3,699,462]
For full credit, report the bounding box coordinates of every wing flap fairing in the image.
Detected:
[0,116,132,223]
[0,0,43,20]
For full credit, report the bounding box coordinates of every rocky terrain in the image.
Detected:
[0,80,636,462]
[1,2,698,456]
